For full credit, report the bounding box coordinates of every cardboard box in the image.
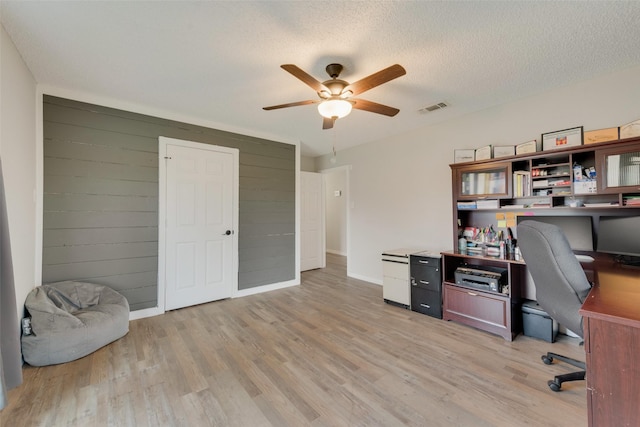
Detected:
[515,140,539,155]
[584,127,619,144]
[620,118,640,139]
[574,180,597,194]
[493,146,515,158]
[474,145,492,161]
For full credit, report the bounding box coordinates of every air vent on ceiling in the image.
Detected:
[418,102,448,113]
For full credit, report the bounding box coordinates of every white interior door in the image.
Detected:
[300,171,325,271]
[161,137,238,311]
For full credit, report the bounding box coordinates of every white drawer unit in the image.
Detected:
[382,248,425,308]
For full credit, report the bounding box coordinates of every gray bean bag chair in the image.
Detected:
[21,281,129,366]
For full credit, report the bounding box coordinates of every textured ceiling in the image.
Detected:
[3,1,640,157]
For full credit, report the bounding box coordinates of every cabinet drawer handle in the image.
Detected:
[418,260,430,264]
[419,280,430,285]
[467,292,478,296]
[420,304,431,309]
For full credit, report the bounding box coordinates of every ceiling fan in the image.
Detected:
[263,63,406,129]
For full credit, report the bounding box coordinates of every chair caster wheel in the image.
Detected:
[548,380,561,392]
[542,355,553,365]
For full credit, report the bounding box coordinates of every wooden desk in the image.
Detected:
[579,259,640,427]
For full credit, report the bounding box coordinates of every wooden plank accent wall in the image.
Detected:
[43,96,295,311]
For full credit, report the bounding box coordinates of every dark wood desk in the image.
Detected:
[579,259,640,427]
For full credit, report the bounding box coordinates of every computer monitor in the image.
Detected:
[516,215,594,251]
[597,216,640,259]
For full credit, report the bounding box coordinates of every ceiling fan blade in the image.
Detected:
[263,100,318,110]
[351,99,400,117]
[344,64,406,97]
[281,64,329,93]
[322,117,335,130]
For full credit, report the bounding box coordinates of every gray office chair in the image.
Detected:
[517,220,592,391]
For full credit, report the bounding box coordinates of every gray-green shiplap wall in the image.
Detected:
[43,96,295,311]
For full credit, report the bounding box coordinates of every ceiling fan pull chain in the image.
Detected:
[333,127,336,156]
[331,127,337,163]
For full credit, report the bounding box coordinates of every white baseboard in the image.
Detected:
[326,249,347,256]
[348,272,381,286]
[234,279,300,298]
[128,279,300,320]
[129,306,164,320]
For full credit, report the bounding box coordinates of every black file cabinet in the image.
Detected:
[410,254,443,319]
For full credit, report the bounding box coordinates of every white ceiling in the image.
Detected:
[3,1,640,157]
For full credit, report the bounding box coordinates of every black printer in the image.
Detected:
[454,266,508,293]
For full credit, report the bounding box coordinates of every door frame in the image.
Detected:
[320,165,351,274]
[158,136,239,313]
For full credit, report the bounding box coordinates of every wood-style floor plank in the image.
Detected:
[1,254,587,426]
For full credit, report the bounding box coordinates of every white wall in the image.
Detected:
[0,24,37,319]
[316,65,640,285]
[323,169,347,256]
[300,155,316,172]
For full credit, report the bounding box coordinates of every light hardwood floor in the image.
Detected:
[2,254,586,426]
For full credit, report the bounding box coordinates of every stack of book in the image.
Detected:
[512,171,531,197]
[530,201,551,208]
[476,199,500,209]
[584,201,620,208]
[457,201,477,210]
[624,196,640,206]
[457,200,501,210]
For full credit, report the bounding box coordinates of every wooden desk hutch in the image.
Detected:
[446,135,640,426]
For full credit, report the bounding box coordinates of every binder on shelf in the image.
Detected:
[488,172,505,194]
[469,173,476,194]
[477,173,486,194]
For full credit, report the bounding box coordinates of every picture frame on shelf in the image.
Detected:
[542,126,583,151]
[584,127,619,145]
[474,145,492,161]
[453,149,475,163]
[515,139,539,155]
[493,145,515,158]
[620,118,640,139]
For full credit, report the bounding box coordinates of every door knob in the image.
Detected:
[223,230,232,236]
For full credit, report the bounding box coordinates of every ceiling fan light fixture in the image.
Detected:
[318,98,352,119]
[264,63,406,129]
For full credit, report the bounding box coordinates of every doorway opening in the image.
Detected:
[322,165,350,274]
